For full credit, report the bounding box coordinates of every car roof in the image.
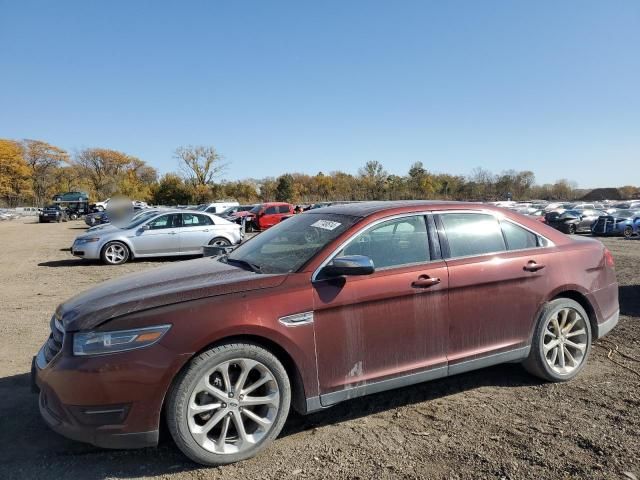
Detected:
[305,200,480,218]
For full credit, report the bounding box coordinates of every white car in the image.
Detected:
[198,201,240,214]
[71,210,243,265]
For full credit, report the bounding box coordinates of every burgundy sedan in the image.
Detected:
[33,201,619,465]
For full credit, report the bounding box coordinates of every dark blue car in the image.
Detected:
[591,209,640,238]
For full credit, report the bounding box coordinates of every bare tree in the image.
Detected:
[174,145,228,186]
[22,139,69,206]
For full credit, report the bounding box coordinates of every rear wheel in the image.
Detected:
[166,343,291,466]
[209,237,232,247]
[623,226,633,238]
[101,241,130,265]
[523,298,591,382]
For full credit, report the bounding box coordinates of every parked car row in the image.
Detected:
[501,200,640,238]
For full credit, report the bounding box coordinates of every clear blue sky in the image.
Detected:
[1,0,638,188]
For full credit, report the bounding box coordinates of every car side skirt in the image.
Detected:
[304,346,530,413]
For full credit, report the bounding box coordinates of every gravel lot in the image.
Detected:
[0,217,638,480]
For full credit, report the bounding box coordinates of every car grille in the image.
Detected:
[43,315,65,364]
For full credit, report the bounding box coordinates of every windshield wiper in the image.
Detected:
[224,256,262,273]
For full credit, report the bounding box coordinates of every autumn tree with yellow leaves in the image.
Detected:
[0,139,33,207]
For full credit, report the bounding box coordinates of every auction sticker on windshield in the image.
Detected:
[311,219,342,230]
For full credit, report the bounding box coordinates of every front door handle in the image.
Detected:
[524,260,545,272]
[412,275,441,288]
[168,231,177,235]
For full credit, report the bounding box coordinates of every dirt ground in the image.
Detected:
[0,217,638,480]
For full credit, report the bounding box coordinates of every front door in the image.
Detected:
[312,214,449,406]
[259,206,280,229]
[133,213,182,255]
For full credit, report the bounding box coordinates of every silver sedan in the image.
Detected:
[71,210,243,265]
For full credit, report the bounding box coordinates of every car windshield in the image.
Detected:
[121,211,159,229]
[559,210,580,219]
[225,213,360,274]
[612,210,633,218]
[45,205,58,209]
[219,206,235,216]
[249,205,263,214]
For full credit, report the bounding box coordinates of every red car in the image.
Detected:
[33,201,619,465]
[233,202,294,231]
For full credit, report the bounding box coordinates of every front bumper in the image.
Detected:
[70,240,101,259]
[32,338,190,449]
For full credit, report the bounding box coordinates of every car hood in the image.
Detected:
[56,257,286,331]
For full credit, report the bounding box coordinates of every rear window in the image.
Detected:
[440,213,506,258]
[501,221,539,250]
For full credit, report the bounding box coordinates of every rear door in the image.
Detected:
[436,212,551,371]
[180,213,216,253]
[133,213,182,255]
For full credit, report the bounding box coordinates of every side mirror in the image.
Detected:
[318,255,375,279]
[140,224,150,231]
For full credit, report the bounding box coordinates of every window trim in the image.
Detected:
[434,209,554,260]
[311,212,440,282]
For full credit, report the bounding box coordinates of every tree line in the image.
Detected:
[1,138,637,207]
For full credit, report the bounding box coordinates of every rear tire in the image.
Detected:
[166,343,291,466]
[209,237,232,247]
[623,226,633,238]
[523,298,592,382]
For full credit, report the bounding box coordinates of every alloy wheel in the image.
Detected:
[211,238,231,247]
[542,307,588,375]
[187,358,280,455]
[104,244,127,264]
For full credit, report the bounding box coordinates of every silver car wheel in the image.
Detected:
[187,359,280,455]
[211,238,231,247]
[104,244,127,264]
[543,307,588,375]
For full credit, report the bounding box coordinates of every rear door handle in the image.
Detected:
[524,261,545,272]
[412,275,441,288]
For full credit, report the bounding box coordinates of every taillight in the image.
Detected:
[604,248,615,268]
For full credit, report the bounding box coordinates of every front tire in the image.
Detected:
[523,298,592,382]
[166,343,291,466]
[101,241,130,265]
[623,226,633,238]
[567,224,576,235]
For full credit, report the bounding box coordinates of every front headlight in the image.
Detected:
[73,325,171,356]
[77,237,101,244]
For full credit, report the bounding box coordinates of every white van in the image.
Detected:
[200,201,240,214]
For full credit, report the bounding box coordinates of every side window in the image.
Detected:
[337,216,430,269]
[440,213,506,258]
[206,206,217,213]
[278,205,290,214]
[197,214,214,225]
[148,214,178,230]
[182,214,213,226]
[265,206,278,214]
[501,221,540,250]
